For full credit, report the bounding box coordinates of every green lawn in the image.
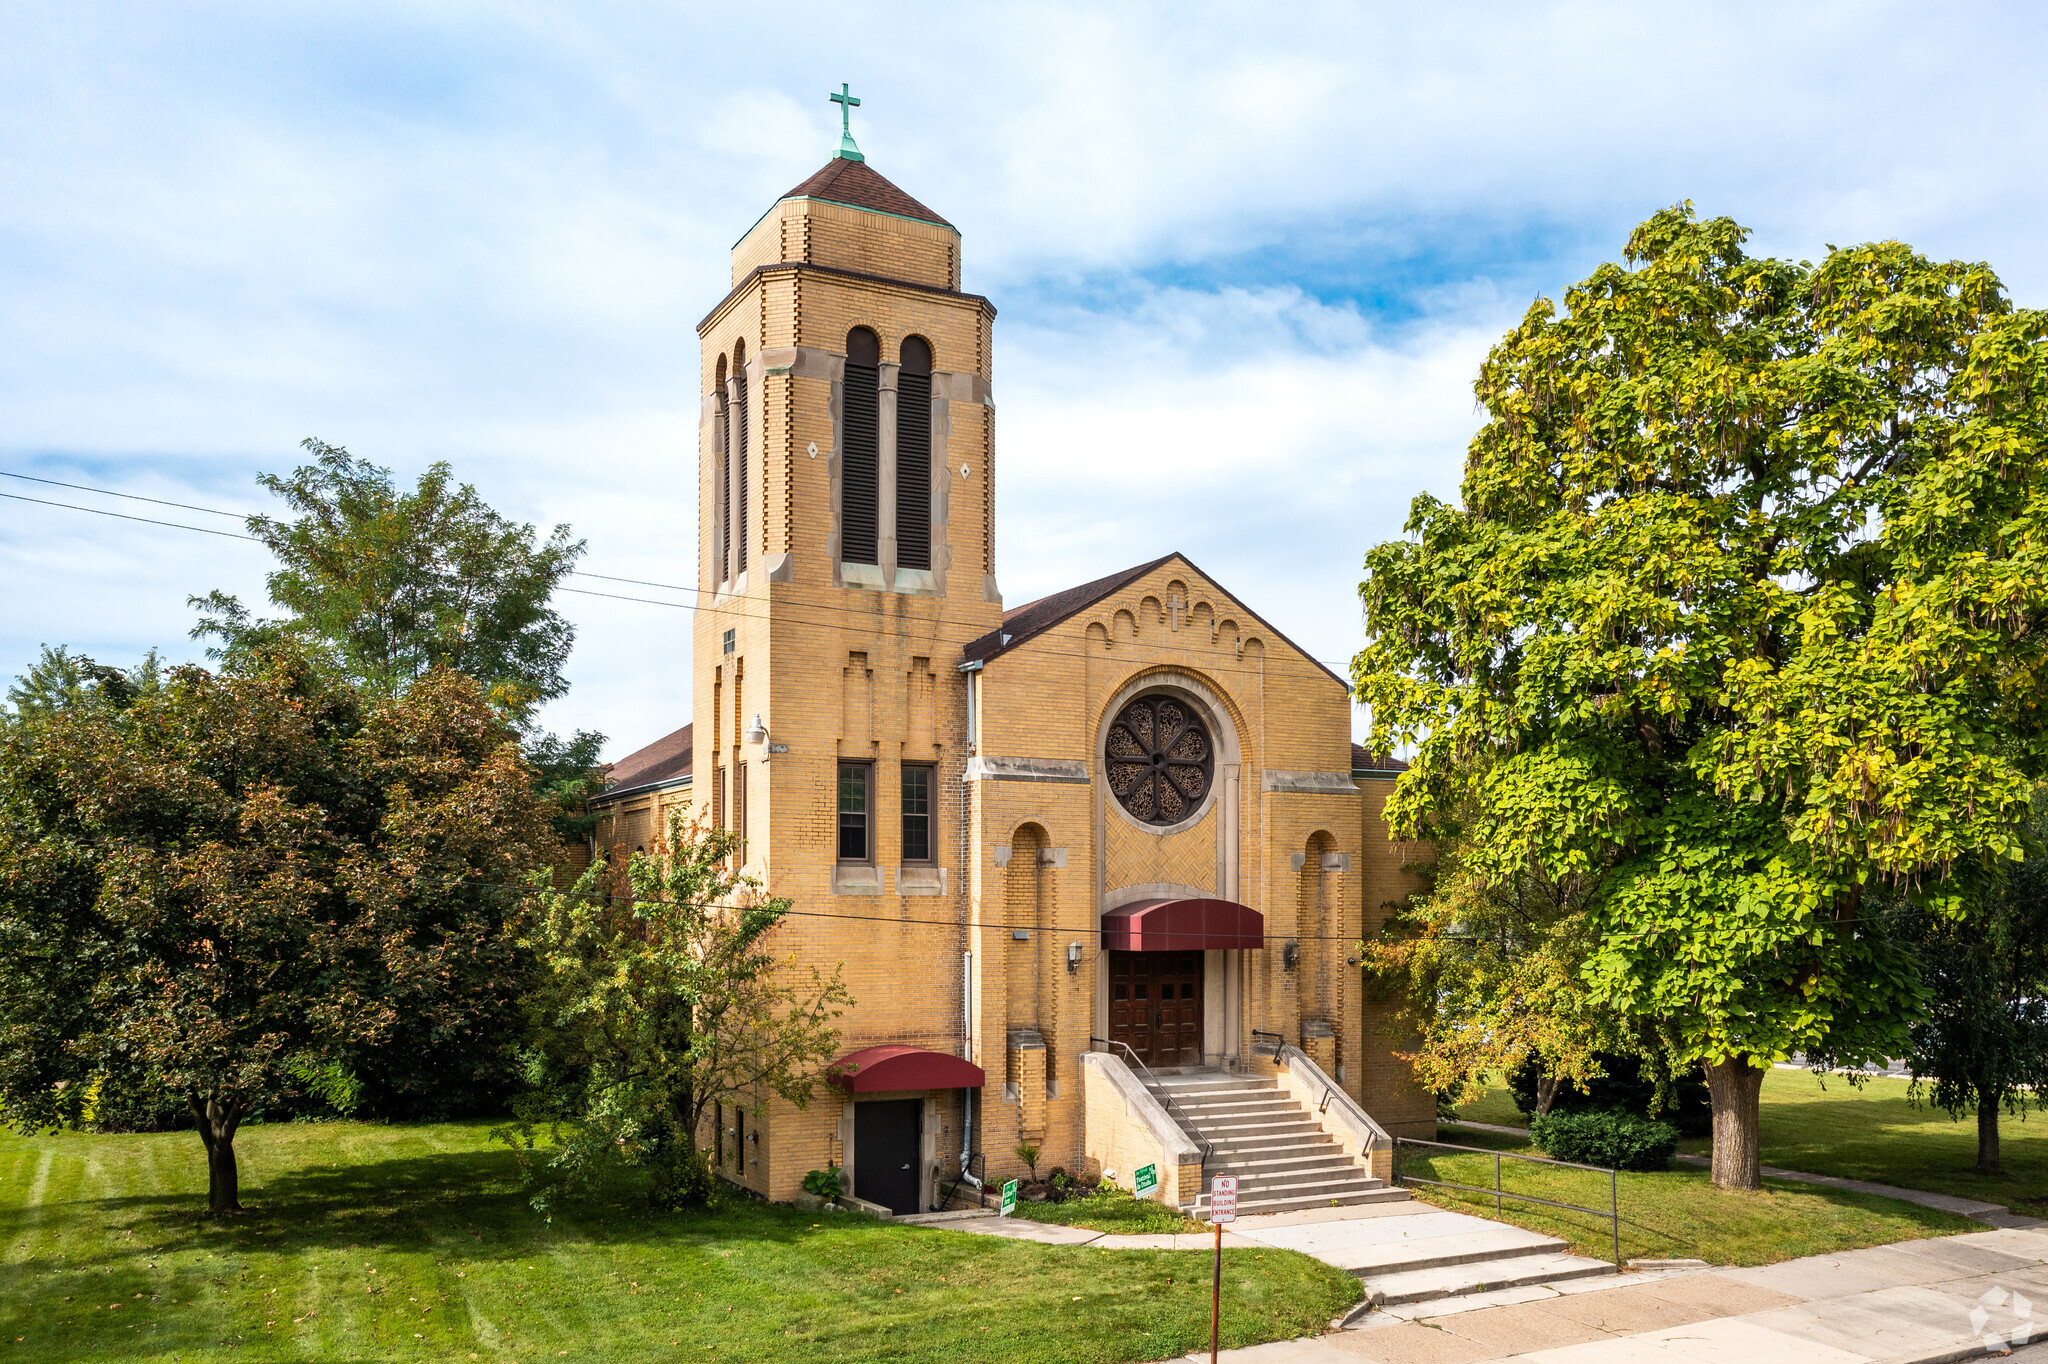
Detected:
[1446,1085,1528,1129]
[1013,1189,1200,1235]
[0,1121,1358,1363]
[1672,1069,2048,1216]
[1407,1125,1978,1265]
[1447,1066,2048,1216]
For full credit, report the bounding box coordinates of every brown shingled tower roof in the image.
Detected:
[780,158,952,228]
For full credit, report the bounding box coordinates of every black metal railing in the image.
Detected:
[940,1150,986,1210]
[1249,1028,1285,1057]
[1392,1136,1622,1272]
[1089,1037,1215,1168]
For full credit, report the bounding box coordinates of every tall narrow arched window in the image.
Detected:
[714,354,730,583]
[897,336,933,572]
[732,339,749,577]
[842,327,881,566]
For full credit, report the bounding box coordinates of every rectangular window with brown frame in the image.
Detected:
[837,762,871,863]
[901,763,934,863]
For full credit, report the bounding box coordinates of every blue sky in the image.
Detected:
[5,2,2046,753]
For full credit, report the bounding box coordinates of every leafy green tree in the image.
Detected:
[193,438,585,721]
[7,645,160,720]
[1354,206,2048,1188]
[525,728,609,843]
[1891,792,2048,1174]
[0,652,556,1212]
[505,816,851,1212]
[1360,841,1624,1117]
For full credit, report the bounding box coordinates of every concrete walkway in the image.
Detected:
[902,1199,1429,1252]
[920,1196,1623,1306]
[1156,1225,2048,1364]
[1442,1120,2045,1229]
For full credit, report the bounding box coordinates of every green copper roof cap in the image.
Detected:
[829,83,865,163]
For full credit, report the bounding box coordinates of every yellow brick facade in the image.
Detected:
[650,150,1433,1213]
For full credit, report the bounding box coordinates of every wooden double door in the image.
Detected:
[1107,951,1204,1068]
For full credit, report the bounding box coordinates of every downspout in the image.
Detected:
[957,658,985,1194]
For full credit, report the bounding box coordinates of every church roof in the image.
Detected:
[962,551,1347,689]
[1351,743,1408,775]
[779,158,952,227]
[963,553,1179,666]
[594,722,692,803]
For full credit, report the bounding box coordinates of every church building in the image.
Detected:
[590,96,1433,1217]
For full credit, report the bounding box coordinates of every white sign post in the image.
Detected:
[1208,1174,1238,1362]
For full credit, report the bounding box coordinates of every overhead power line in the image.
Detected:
[0,490,259,541]
[0,469,1367,681]
[457,873,1908,945]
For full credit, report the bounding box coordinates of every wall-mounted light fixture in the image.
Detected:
[1282,940,1300,971]
[1066,942,1082,973]
[745,713,767,745]
[1345,956,1360,967]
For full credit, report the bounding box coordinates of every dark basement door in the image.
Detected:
[853,1098,922,1215]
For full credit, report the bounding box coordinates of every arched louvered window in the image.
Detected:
[897,336,933,572]
[732,339,749,576]
[842,327,881,566]
[715,353,730,583]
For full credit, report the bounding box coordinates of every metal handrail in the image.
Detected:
[1264,1039,1390,1158]
[941,1150,986,1210]
[1088,1037,1215,1169]
[1392,1135,1622,1272]
[1249,1028,1285,1057]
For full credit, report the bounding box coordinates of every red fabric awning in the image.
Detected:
[827,1045,986,1094]
[1101,897,1266,952]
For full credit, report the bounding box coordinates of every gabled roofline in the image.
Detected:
[963,551,1349,691]
[730,194,963,252]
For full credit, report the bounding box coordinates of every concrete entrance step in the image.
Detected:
[1172,1097,1301,1116]
[1360,1251,1617,1305]
[1229,1205,1620,1305]
[1215,1186,1410,1217]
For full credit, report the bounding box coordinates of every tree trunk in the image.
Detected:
[1977,1089,2002,1175]
[188,1092,245,1215]
[1703,1057,1766,1190]
[1534,1072,1562,1118]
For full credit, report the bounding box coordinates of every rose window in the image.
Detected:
[1105,695,1214,825]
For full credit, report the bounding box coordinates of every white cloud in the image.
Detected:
[3,0,2047,751]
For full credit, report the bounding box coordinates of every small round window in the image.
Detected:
[1105,694,1214,826]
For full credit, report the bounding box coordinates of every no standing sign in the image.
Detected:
[1208,1174,1237,1223]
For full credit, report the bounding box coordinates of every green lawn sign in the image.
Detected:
[1000,1178,1019,1217]
[1133,1163,1158,1198]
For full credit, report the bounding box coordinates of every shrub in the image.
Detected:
[1531,1108,1678,1171]
[801,1166,843,1201]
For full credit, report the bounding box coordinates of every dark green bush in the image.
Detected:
[1530,1108,1678,1171]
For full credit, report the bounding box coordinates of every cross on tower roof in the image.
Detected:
[829,83,865,163]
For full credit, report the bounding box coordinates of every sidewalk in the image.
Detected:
[903,1198,1424,1251]
[1162,1225,2048,1364]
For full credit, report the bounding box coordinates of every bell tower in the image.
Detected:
[690,96,1001,1181]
